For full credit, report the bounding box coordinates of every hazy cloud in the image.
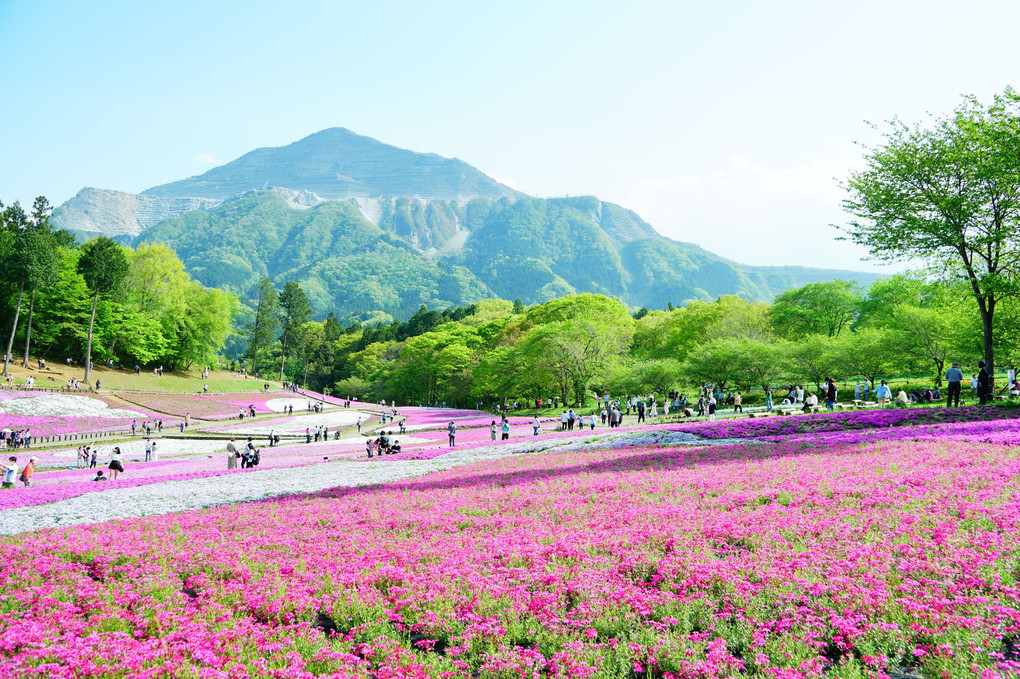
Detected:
[195,153,217,165]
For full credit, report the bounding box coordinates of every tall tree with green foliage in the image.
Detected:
[77,237,129,383]
[769,281,861,338]
[841,90,1020,385]
[246,278,279,377]
[21,197,61,368]
[1,201,30,377]
[278,281,312,382]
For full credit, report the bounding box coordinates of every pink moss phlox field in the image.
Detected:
[672,405,1020,440]
[120,392,291,419]
[4,419,1020,677]
[0,414,141,438]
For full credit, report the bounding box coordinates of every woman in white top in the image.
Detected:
[109,447,125,480]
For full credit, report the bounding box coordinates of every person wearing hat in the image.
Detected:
[20,457,36,486]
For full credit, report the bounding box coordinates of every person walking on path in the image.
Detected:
[89,449,98,469]
[447,421,456,447]
[357,418,362,434]
[945,362,963,407]
[21,457,35,486]
[765,390,773,413]
[532,415,540,436]
[978,360,992,405]
[490,421,497,441]
[226,439,238,470]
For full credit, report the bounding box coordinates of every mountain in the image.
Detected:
[143,127,519,202]
[53,128,881,320]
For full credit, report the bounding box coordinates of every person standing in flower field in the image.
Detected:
[109,447,124,480]
[945,362,963,407]
[20,457,35,486]
[0,457,17,489]
[144,439,152,462]
[500,419,510,440]
[447,421,456,447]
[226,439,239,469]
[489,421,497,441]
[532,415,540,436]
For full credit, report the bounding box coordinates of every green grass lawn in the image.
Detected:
[4,363,274,394]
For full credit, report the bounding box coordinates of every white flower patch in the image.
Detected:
[0,394,140,419]
[215,410,369,434]
[265,398,328,413]
[48,438,232,460]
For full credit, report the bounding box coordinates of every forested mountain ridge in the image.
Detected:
[53,127,880,320]
[137,191,879,322]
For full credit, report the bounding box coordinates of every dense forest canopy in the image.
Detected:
[1,199,1012,408]
[0,199,237,373]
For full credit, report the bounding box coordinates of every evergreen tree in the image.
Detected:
[278,281,312,382]
[21,197,61,367]
[246,277,279,377]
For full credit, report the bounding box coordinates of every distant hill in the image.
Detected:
[53,128,880,320]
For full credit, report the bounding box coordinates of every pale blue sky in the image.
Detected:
[3,0,1019,273]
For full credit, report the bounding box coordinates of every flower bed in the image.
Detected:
[671,404,1020,439]
[4,418,1020,676]
[118,392,290,419]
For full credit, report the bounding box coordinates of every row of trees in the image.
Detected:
[269,272,1000,408]
[0,199,238,378]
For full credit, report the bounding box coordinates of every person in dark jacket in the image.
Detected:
[978,360,992,405]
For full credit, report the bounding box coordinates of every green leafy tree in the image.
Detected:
[20,197,61,368]
[246,278,279,377]
[1,202,30,376]
[831,328,901,389]
[768,281,861,338]
[681,339,746,391]
[278,281,312,382]
[841,90,1020,385]
[77,237,129,383]
[785,334,839,391]
[732,338,789,392]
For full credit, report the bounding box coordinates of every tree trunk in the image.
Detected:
[303,358,310,388]
[2,282,24,377]
[981,305,995,393]
[21,288,35,368]
[278,332,288,383]
[84,290,99,384]
[249,297,262,374]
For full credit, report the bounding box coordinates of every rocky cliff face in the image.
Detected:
[52,187,221,239]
